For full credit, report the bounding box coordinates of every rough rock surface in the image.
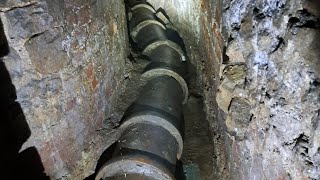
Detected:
[221,0,320,179]
[0,0,128,179]
[3,0,317,179]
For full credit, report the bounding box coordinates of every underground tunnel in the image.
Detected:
[1,0,320,179]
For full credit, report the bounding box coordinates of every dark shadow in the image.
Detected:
[0,18,49,179]
[124,0,147,8]
[175,160,186,180]
[156,8,173,24]
[84,142,118,180]
[95,142,118,173]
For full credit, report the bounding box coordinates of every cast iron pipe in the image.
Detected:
[96,1,188,179]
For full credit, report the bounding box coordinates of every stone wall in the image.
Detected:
[0,0,128,179]
[221,0,320,179]
[196,1,226,178]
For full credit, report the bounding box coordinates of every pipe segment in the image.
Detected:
[96,1,189,179]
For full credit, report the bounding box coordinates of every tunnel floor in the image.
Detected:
[182,95,215,179]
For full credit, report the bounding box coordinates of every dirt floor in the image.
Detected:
[182,95,215,180]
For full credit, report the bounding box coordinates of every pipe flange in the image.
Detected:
[95,154,174,180]
[142,68,188,104]
[143,40,186,62]
[131,4,156,13]
[130,20,166,41]
[119,114,184,159]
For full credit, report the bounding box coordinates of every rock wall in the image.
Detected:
[152,0,320,179]
[0,0,128,179]
[5,0,315,179]
[221,0,320,179]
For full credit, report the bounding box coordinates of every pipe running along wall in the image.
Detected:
[96,0,188,179]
